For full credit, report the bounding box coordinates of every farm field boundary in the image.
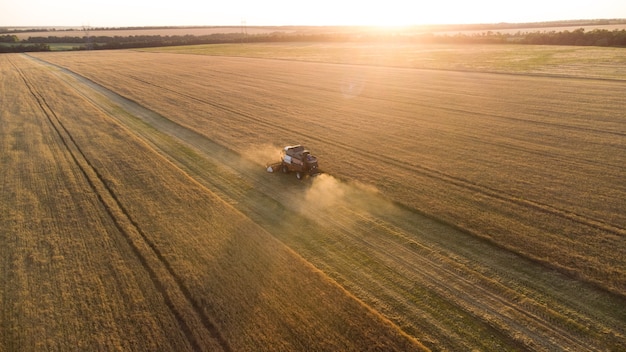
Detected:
[27,53,626,350]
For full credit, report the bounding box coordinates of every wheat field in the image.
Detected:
[2,44,625,351]
[33,49,626,292]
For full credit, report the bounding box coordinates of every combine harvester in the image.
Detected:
[266,145,321,180]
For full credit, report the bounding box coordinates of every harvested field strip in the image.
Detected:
[296,197,622,351]
[7,55,229,351]
[34,56,626,351]
[340,210,598,350]
[1,57,201,350]
[36,51,626,293]
[3,54,424,351]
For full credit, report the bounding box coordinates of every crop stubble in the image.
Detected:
[1,55,203,350]
[22,48,626,350]
[1,54,423,351]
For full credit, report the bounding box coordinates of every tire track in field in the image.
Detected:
[11,55,232,352]
[293,196,606,351]
[123,72,626,241]
[325,207,606,351]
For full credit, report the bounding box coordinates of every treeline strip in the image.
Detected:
[2,28,626,53]
[0,43,50,52]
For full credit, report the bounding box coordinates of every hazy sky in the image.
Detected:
[2,0,626,27]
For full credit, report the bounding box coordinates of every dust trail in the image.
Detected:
[301,174,383,217]
[243,144,283,166]
[305,174,348,209]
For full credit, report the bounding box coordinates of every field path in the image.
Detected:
[26,52,626,351]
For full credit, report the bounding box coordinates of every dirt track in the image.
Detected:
[25,53,626,350]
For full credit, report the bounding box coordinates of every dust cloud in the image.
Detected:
[294,173,398,238]
[305,174,347,209]
[244,144,283,166]
[302,174,382,214]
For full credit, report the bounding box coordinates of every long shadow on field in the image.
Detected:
[31,55,626,351]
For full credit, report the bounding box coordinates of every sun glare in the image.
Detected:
[339,3,424,26]
[299,2,481,27]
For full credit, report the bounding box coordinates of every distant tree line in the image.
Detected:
[355,28,626,46]
[13,33,246,50]
[519,28,626,46]
[1,27,626,53]
[0,34,19,42]
[0,35,50,52]
[0,32,244,52]
[252,28,626,47]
